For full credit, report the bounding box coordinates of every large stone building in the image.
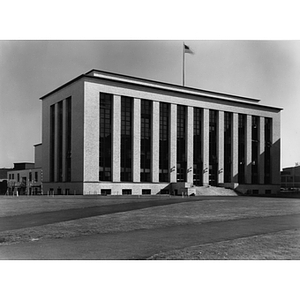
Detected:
[40,69,281,195]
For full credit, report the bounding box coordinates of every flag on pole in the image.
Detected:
[184,44,194,54]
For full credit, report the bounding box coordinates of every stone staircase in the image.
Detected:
[191,185,238,196]
[170,182,239,196]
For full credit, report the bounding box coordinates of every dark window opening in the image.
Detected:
[252,116,259,184]
[141,100,152,182]
[177,105,187,182]
[264,118,272,184]
[142,189,151,195]
[238,114,246,183]
[57,101,63,182]
[209,110,218,186]
[66,97,72,182]
[159,102,170,182]
[99,93,112,181]
[101,189,111,195]
[224,112,232,183]
[193,108,202,186]
[50,105,55,182]
[122,189,132,195]
[121,96,133,182]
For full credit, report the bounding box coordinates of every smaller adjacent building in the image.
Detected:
[0,168,13,194]
[281,165,300,190]
[7,144,43,195]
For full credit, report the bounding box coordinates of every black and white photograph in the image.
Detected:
[1,1,300,299]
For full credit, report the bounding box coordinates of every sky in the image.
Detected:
[0,40,299,169]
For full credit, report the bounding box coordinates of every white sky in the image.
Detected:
[1,40,299,169]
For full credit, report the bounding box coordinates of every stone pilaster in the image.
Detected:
[133,98,141,182]
[231,113,239,183]
[202,108,209,186]
[169,104,177,183]
[112,95,121,182]
[217,111,224,185]
[245,115,252,184]
[186,106,194,183]
[151,101,159,182]
[259,116,265,184]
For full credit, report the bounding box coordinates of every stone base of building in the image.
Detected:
[233,184,280,195]
[43,181,281,196]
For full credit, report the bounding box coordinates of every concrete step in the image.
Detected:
[192,186,238,196]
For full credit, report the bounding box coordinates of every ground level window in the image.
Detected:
[122,189,132,195]
[252,189,259,195]
[142,189,151,195]
[265,189,271,195]
[101,189,111,195]
[65,189,70,195]
[160,189,169,194]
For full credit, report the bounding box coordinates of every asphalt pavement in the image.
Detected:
[1,213,300,259]
[0,196,204,232]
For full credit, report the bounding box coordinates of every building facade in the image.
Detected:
[281,165,300,190]
[7,144,43,195]
[40,70,281,195]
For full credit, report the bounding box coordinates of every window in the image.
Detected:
[160,189,169,194]
[209,110,218,186]
[264,118,272,184]
[35,171,38,182]
[159,102,170,182]
[66,97,72,182]
[141,100,152,182]
[142,189,151,195]
[121,96,133,182]
[224,112,232,183]
[99,93,112,181]
[238,114,246,183]
[29,172,32,182]
[50,104,55,181]
[101,189,111,195]
[252,116,259,184]
[177,105,187,182]
[193,108,202,186]
[57,101,63,182]
[122,189,132,195]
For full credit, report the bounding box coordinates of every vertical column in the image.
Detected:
[84,86,99,183]
[151,101,159,182]
[245,115,252,184]
[217,111,224,185]
[169,104,177,183]
[54,103,59,182]
[62,99,67,182]
[231,113,239,183]
[112,95,121,182]
[202,108,209,186]
[186,106,194,183]
[271,114,281,185]
[133,98,141,182]
[259,117,265,184]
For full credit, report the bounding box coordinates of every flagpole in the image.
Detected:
[183,42,185,86]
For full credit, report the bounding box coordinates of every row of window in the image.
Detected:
[8,172,39,182]
[98,93,273,185]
